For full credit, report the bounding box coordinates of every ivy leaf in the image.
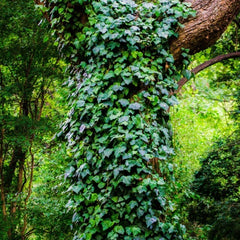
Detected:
[125,14,135,22]
[120,176,132,186]
[118,116,129,124]
[114,225,125,234]
[97,135,108,143]
[166,55,174,63]
[104,148,113,158]
[102,220,114,231]
[131,51,138,59]
[129,103,142,110]
[98,182,106,189]
[76,100,85,107]
[92,175,100,183]
[80,168,90,179]
[90,193,98,202]
[74,40,81,49]
[157,30,169,39]
[118,99,129,107]
[159,102,169,111]
[112,84,123,92]
[114,146,127,158]
[72,213,80,223]
[126,226,141,236]
[93,44,105,55]
[182,69,192,80]
[129,200,138,209]
[114,67,122,76]
[76,32,86,42]
[137,208,145,218]
[146,216,158,228]
[109,110,122,120]
[160,49,168,56]
[104,71,115,80]
[86,150,93,161]
[65,166,75,179]
[72,185,82,194]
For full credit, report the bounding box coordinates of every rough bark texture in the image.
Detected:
[170,0,240,62]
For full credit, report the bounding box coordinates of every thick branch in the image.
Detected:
[176,51,240,93]
[170,0,240,62]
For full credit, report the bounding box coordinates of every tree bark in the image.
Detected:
[170,0,240,62]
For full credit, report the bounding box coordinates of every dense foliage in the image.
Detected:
[183,19,240,239]
[45,0,195,239]
[1,1,239,239]
[0,0,69,238]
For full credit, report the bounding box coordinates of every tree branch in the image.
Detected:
[176,51,240,93]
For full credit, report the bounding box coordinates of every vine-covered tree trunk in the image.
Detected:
[44,0,194,239]
[39,0,240,239]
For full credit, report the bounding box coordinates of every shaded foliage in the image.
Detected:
[189,84,240,239]
[0,0,67,238]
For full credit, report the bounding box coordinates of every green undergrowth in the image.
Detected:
[171,85,235,184]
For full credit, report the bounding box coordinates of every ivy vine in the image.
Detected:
[46,0,195,239]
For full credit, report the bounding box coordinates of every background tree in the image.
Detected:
[0,0,67,238]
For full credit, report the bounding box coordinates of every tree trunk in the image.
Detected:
[170,0,240,62]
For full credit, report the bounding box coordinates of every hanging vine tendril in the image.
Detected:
[45,0,194,239]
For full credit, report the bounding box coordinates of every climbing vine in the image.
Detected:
[45,0,194,239]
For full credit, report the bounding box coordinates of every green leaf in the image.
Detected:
[126,226,141,236]
[102,220,114,231]
[97,135,108,143]
[112,196,118,203]
[98,182,106,189]
[114,67,122,76]
[114,146,127,158]
[146,216,158,228]
[166,55,174,63]
[129,103,142,110]
[104,148,113,158]
[76,100,85,107]
[131,51,138,59]
[129,200,138,209]
[160,49,168,56]
[93,44,105,55]
[118,99,129,107]
[86,150,93,161]
[72,185,82,194]
[90,193,98,202]
[182,69,192,80]
[114,225,125,234]
[120,176,132,186]
[118,116,129,124]
[104,71,115,80]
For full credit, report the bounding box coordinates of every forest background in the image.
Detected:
[0,0,239,239]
